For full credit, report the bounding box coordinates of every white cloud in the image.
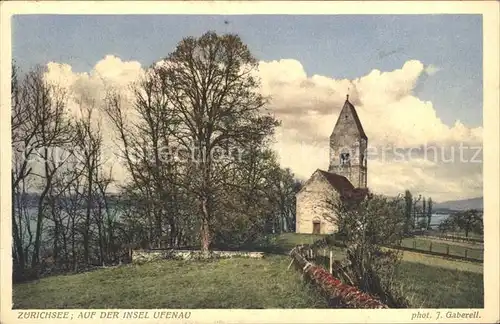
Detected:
[257,58,482,201]
[425,64,442,76]
[44,56,144,189]
[43,56,482,202]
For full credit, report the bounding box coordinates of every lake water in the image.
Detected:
[19,208,450,245]
[429,213,450,228]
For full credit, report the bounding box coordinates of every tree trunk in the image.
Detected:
[32,155,52,268]
[176,229,183,248]
[12,200,25,271]
[61,225,69,271]
[53,219,59,264]
[107,218,115,263]
[97,215,104,265]
[71,217,76,271]
[84,167,93,265]
[200,197,211,253]
[169,220,176,247]
[200,221,210,253]
[155,212,162,248]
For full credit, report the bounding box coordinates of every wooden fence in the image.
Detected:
[412,231,484,244]
[301,247,337,274]
[416,234,483,244]
[301,235,483,263]
[397,239,483,262]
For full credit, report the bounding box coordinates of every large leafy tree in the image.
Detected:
[157,32,279,252]
[445,209,483,238]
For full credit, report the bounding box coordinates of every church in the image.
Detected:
[295,95,368,234]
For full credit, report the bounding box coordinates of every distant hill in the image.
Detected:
[433,197,483,211]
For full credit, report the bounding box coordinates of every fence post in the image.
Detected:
[329,250,333,274]
[446,245,450,255]
[429,242,432,252]
[413,240,417,249]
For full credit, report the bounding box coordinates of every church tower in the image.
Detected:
[328,95,368,188]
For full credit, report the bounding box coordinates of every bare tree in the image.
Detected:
[12,33,292,279]
[12,64,39,272]
[73,98,103,264]
[11,65,75,270]
[104,65,188,249]
[56,166,85,271]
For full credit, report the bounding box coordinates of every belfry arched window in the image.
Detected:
[340,153,350,165]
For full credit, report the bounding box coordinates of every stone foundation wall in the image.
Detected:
[132,249,264,264]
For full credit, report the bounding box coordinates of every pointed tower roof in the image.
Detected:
[338,95,367,140]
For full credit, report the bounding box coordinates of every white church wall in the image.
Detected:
[296,172,338,234]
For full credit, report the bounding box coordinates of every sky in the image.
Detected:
[12,14,483,202]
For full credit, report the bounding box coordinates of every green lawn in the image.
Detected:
[249,232,329,254]
[265,232,484,263]
[311,256,483,308]
[399,250,483,273]
[400,237,483,260]
[441,231,483,240]
[270,232,328,248]
[13,233,484,309]
[308,247,483,308]
[396,261,483,308]
[280,233,484,308]
[13,256,327,309]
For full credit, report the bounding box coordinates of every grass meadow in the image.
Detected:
[13,256,328,309]
[12,233,483,309]
[399,237,483,260]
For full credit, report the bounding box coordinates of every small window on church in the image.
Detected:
[340,153,350,165]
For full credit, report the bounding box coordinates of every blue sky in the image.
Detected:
[12,14,482,128]
[11,14,484,200]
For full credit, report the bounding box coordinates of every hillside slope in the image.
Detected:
[434,197,483,211]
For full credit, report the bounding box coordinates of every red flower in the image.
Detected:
[301,263,387,308]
